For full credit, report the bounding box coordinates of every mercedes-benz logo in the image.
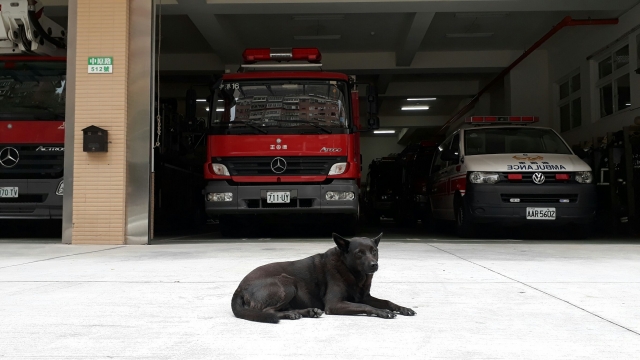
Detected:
[532,172,545,185]
[271,157,287,174]
[0,147,19,168]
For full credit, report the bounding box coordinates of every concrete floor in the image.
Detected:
[1,226,640,359]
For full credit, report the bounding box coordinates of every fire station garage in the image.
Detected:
[3,1,640,358]
[2,0,638,243]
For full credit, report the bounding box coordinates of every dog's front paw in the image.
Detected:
[395,306,416,316]
[373,309,396,319]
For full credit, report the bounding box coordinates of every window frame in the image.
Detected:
[556,69,581,133]
[595,43,631,119]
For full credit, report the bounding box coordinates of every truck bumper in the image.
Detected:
[464,183,596,225]
[0,178,63,219]
[204,179,359,216]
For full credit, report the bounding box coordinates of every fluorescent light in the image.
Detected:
[402,106,430,111]
[294,35,341,40]
[455,12,508,18]
[293,15,344,21]
[446,33,494,38]
[407,98,436,101]
[197,99,207,102]
[626,103,632,106]
[374,130,395,134]
[217,108,224,112]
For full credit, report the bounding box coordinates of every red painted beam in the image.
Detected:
[435,16,618,137]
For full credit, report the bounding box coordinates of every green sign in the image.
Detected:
[88,57,113,74]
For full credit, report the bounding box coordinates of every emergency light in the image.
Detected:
[465,116,539,124]
[242,48,322,63]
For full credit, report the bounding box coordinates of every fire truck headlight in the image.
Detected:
[211,163,230,176]
[469,172,499,184]
[326,191,355,201]
[206,192,233,202]
[328,162,348,175]
[56,181,64,196]
[575,171,593,184]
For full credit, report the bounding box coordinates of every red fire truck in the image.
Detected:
[0,1,67,219]
[203,48,378,235]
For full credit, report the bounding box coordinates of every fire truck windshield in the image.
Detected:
[464,127,572,155]
[212,80,349,134]
[0,60,66,120]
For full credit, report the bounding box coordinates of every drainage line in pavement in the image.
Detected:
[427,244,640,337]
[0,246,126,270]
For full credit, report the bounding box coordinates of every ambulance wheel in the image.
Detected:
[455,203,475,238]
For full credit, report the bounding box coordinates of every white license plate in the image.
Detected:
[526,207,556,220]
[0,187,18,198]
[267,191,290,203]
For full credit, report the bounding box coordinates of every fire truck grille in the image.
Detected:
[217,156,346,176]
[0,145,64,179]
[500,194,578,203]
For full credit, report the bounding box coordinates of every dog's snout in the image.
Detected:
[371,263,379,271]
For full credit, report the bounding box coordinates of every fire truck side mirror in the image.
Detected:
[367,85,380,130]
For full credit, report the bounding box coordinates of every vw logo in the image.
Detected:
[0,147,19,168]
[532,172,545,185]
[271,157,287,174]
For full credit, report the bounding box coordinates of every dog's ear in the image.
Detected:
[372,232,383,247]
[333,233,350,253]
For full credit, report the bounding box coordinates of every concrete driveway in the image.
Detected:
[1,236,639,359]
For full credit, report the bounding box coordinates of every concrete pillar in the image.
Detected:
[63,0,152,245]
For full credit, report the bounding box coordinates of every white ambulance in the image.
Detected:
[429,116,596,237]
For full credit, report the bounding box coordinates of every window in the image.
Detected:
[464,128,572,156]
[557,71,581,132]
[596,44,631,118]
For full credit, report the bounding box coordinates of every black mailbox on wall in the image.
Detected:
[82,126,108,152]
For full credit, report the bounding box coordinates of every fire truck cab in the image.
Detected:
[429,116,597,237]
[203,48,378,235]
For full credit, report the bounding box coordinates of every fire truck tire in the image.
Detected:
[219,217,238,238]
[341,214,358,236]
[455,203,475,238]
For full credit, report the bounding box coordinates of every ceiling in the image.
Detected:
[41,0,637,143]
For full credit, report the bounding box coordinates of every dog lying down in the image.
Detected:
[231,233,416,323]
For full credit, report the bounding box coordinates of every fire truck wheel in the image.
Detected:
[219,217,238,238]
[341,214,358,236]
[455,203,475,238]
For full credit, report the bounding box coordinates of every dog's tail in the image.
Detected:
[231,289,280,324]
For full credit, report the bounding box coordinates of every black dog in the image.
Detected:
[231,233,416,323]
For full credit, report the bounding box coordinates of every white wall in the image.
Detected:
[360,136,405,182]
[545,5,640,145]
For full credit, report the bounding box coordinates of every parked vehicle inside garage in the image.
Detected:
[429,116,597,237]
[203,48,378,236]
[0,1,67,219]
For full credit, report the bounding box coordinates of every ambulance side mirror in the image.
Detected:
[441,149,460,162]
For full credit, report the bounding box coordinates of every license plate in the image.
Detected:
[267,191,290,203]
[526,207,556,220]
[0,187,18,198]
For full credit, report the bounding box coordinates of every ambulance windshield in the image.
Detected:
[464,128,572,155]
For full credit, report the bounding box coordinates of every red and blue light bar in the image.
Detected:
[242,48,322,64]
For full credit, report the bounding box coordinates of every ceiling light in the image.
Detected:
[626,103,631,106]
[446,33,494,38]
[407,98,436,101]
[455,12,508,18]
[293,15,345,21]
[402,106,430,111]
[374,130,395,134]
[197,99,207,102]
[294,35,341,40]
[206,108,225,112]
